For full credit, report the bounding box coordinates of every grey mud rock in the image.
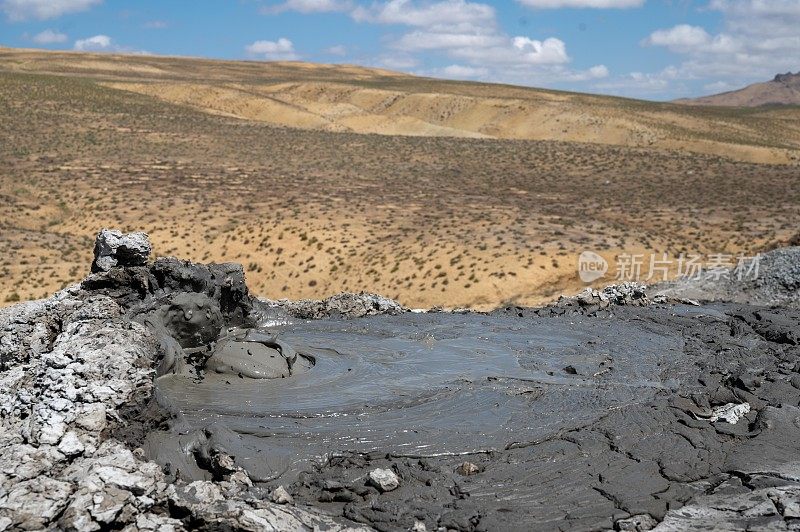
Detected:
[91,229,152,273]
[655,246,800,307]
[455,462,480,476]
[0,230,367,532]
[616,513,658,531]
[368,469,400,493]
[260,292,405,320]
[271,485,294,505]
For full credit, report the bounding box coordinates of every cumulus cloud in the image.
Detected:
[258,0,602,88]
[580,64,610,80]
[262,0,352,14]
[245,38,300,60]
[621,0,800,97]
[394,31,505,52]
[512,36,569,64]
[74,34,111,51]
[644,24,739,54]
[1,0,101,21]
[517,0,643,8]
[32,29,68,44]
[72,34,148,54]
[592,66,682,97]
[359,0,578,81]
[645,25,710,50]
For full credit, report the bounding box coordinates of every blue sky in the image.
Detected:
[1,0,798,100]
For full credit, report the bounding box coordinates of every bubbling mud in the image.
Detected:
[145,310,687,484]
[206,328,315,379]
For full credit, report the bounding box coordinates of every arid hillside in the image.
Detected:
[677,72,800,108]
[2,47,800,309]
[3,47,800,164]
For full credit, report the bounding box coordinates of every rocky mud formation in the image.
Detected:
[259,293,405,320]
[654,247,800,308]
[3,230,800,531]
[0,230,369,531]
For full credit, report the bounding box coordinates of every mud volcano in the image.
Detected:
[4,230,800,532]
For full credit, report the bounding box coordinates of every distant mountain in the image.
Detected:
[677,72,800,107]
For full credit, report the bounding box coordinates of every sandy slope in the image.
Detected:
[2,47,800,164]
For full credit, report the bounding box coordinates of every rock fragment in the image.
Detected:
[271,486,294,505]
[615,513,658,531]
[694,402,751,424]
[260,292,405,320]
[58,431,85,457]
[368,468,400,492]
[455,462,480,476]
[91,229,152,273]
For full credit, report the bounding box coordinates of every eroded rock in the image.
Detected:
[0,232,366,531]
[92,229,152,273]
[368,468,400,493]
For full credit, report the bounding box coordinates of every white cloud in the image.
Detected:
[394,31,505,52]
[324,44,347,56]
[358,0,575,80]
[32,29,67,44]
[629,0,800,97]
[1,0,101,21]
[263,0,352,14]
[440,64,489,78]
[392,32,570,67]
[351,0,495,28]
[517,0,643,8]
[644,24,739,54]
[245,38,300,60]
[74,34,111,51]
[258,0,600,88]
[72,34,148,54]
[512,36,569,64]
[592,66,683,97]
[645,25,709,50]
[582,64,610,79]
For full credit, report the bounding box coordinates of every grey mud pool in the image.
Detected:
[147,310,686,483]
[136,281,800,530]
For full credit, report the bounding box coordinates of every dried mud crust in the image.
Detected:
[285,303,800,531]
[3,250,800,531]
[653,246,800,308]
[0,258,370,531]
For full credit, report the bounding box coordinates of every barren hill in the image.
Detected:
[2,47,800,164]
[677,72,800,108]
